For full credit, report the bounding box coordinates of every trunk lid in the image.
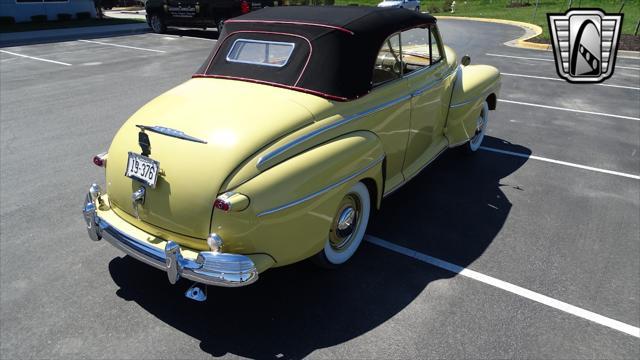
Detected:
[105,78,315,239]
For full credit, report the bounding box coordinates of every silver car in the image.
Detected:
[377,0,421,12]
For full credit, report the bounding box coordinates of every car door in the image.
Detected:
[400,26,452,180]
[361,33,412,194]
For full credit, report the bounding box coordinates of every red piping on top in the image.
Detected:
[191,74,349,102]
[225,19,355,35]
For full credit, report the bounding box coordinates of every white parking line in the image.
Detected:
[0,50,71,66]
[499,99,640,121]
[479,146,640,180]
[77,39,166,53]
[501,72,640,90]
[148,33,217,42]
[365,235,640,339]
[486,53,640,70]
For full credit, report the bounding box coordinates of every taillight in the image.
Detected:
[93,152,108,167]
[214,192,250,212]
[240,0,250,14]
[214,198,231,212]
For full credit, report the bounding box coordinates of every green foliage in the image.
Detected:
[333,0,640,38]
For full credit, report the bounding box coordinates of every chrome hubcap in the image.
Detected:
[329,194,361,251]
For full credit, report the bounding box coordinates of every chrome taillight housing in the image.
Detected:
[214,192,250,212]
[92,152,108,167]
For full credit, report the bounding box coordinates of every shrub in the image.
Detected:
[442,0,453,12]
[427,6,441,13]
[57,13,72,21]
[76,12,92,20]
[31,15,48,23]
[0,16,15,25]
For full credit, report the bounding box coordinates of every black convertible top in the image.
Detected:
[194,6,436,100]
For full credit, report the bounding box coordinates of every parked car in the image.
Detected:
[144,0,277,33]
[377,0,421,12]
[83,7,500,300]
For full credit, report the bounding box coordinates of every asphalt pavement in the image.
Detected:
[1,18,639,359]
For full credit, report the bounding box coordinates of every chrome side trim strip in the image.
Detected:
[383,145,448,198]
[449,89,493,108]
[136,125,208,144]
[257,65,458,169]
[256,95,410,168]
[257,155,385,217]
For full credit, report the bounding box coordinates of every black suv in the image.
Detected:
[145,0,277,33]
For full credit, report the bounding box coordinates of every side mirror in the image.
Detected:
[461,55,471,66]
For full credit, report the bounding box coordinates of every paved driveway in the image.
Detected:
[1,18,638,359]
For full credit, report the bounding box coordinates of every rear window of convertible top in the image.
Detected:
[226,39,296,68]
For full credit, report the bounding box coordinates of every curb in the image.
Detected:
[436,16,550,50]
[437,15,640,57]
[0,23,149,47]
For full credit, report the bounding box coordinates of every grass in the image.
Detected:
[334,0,640,40]
[0,18,145,33]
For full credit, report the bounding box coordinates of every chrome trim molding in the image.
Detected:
[383,145,448,198]
[256,96,410,168]
[449,88,495,109]
[257,65,457,170]
[82,190,258,287]
[257,155,385,217]
[136,125,208,144]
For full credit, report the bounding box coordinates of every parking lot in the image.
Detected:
[1,19,639,358]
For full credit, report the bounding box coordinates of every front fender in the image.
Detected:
[446,65,500,146]
[211,131,385,266]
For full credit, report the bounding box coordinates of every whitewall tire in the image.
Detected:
[467,101,489,152]
[313,182,371,268]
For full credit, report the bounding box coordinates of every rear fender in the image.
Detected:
[446,65,500,146]
[211,131,385,266]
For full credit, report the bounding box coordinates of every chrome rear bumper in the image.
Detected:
[82,189,258,287]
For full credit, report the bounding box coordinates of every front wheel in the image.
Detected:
[149,14,166,34]
[415,6,420,12]
[466,101,490,153]
[312,182,371,268]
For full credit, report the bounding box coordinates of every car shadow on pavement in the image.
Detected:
[108,135,531,359]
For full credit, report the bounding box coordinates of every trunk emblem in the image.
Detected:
[136,125,208,144]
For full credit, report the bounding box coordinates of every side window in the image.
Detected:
[399,26,444,75]
[400,27,430,74]
[372,33,402,87]
[429,27,443,64]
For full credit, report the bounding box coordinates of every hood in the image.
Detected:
[105,78,316,239]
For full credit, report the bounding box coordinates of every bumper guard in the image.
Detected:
[82,188,258,287]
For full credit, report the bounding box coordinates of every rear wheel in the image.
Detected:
[149,14,166,34]
[312,182,371,268]
[466,101,490,153]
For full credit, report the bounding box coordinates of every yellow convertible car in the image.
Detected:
[83,6,500,299]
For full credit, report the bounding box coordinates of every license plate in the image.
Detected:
[125,152,159,188]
